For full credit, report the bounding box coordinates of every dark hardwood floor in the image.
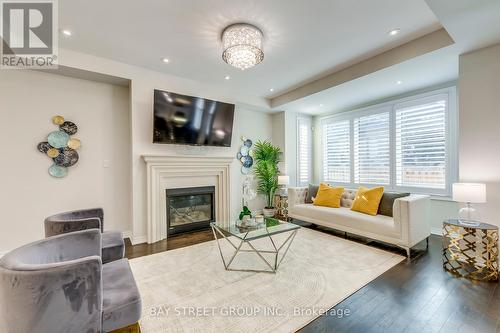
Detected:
[125,223,500,333]
[298,227,500,333]
[125,228,213,259]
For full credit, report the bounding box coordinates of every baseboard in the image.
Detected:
[431,227,442,236]
[121,231,147,245]
[131,235,147,245]
[122,230,133,241]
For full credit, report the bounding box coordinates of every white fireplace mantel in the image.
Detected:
[142,155,233,243]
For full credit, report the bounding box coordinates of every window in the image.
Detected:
[297,116,312,186]
[323,119,350,183]
[321,88,457,196]
[395,98,447,189]
[354,112,390,185]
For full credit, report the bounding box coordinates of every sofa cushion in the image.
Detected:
[102,259,142,332]
[313,183,344,208]
[305,184,319,203]
[291,204,400,238]
[378,192,410,217]
[351,187,384,216]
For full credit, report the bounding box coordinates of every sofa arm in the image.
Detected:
[288,187,308,208]
[393,195,431,247]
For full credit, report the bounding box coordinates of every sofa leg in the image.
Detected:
[426,237,429,249]
[405,248,411,258]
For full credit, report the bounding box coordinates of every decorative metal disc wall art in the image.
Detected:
[37,116,81,178]
[237,136,254,174]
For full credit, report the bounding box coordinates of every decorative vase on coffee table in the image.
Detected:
[262,208,276,217]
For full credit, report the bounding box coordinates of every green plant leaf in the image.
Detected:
[252,140,282,207]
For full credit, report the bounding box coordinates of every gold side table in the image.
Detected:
[274,194,290,221]
[443,219,499,281]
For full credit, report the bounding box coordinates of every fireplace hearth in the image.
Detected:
[166,186,215,236]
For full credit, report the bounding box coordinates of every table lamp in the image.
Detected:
[452,183,486,225]
[278,175,290,196]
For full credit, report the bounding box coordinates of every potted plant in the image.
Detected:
[253,140,282,217]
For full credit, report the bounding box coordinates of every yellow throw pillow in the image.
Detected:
[351,187,384,216]
[313,183,344,208]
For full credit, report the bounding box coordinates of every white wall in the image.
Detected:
[459,43,500,233]
[57,49,273,244]
[0,70,131,252]
[271,112,286,177]
[0,51,274,249]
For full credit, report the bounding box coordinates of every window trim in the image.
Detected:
[318,86,458,197]
[296,115,312,187]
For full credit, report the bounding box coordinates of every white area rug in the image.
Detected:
[130,227,404,333]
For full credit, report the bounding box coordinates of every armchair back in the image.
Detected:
[0,229,103,333]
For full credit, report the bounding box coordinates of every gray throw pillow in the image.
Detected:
[378,192,410,217]
[305,184,319,204]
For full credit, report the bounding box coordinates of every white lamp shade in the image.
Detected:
[278,175,290,185]
[452,183,486,203]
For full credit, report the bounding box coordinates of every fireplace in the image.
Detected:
[166,186,215,236]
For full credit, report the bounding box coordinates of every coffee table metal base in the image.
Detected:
[211,224,298,273]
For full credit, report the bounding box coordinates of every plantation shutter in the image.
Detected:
[395,98,447,189]
[323,120,350,183]
[297,117,311,186]
[354,112,390,184]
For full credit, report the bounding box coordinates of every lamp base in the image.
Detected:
[458,206,480,226]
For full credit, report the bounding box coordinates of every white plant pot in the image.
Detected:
[262,208,276,218]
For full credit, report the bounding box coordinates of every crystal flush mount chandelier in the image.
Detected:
[222,23,264,70]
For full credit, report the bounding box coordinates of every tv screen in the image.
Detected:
[153,89,235,147]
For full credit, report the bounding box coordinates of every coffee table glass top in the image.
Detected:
[210,218,300,241]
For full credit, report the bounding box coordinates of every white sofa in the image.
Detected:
[288,187,431,256]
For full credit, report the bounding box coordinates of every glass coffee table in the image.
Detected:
[210,219,300,273]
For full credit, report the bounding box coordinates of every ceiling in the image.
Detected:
[59,0,500,115]
[425,0,500,53]
[59,0,441,99]
[281,45,459,114]
[270,0,500,115]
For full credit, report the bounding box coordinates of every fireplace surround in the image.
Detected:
[143,155,233,243]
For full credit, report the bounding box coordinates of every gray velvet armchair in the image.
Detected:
[0,229,141,333]
[44,208,125,264]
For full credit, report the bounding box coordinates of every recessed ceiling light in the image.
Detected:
[269,88,274,92]
[396,80,403,85]
[61,29,72,36]
[224,75,230,80]
[161,58,170,63]
[388,28,400,36]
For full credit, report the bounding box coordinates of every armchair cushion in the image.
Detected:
[102,259,142,332]
[102,231,125,264]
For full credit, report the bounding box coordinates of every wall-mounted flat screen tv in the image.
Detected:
[153,89,235,147]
